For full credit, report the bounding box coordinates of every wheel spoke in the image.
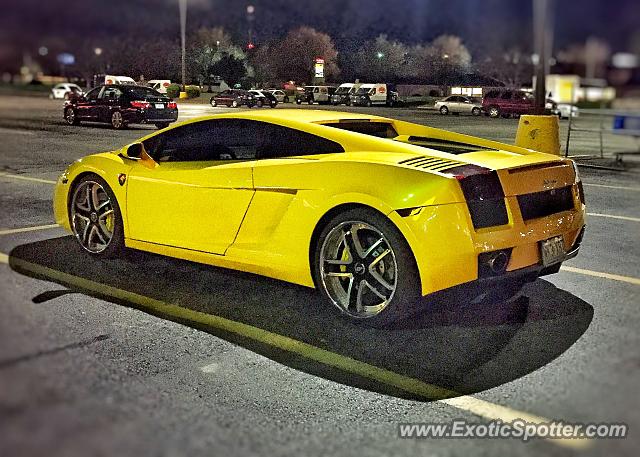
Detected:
[368,248,390,269]
[90,184,103,211]
[90,224,106,246]
[345,276,357,310]
[81,222,91,244]
[369,268,394,291]
[344,227,365,259]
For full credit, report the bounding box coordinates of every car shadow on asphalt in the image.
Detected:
[9,236,594,401]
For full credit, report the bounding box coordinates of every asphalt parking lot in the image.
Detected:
[0,95,639,456]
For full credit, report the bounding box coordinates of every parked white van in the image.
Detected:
[331,83,361,105]
[147,80,171,94]
[104,75,137,85]
[351,83,398,106]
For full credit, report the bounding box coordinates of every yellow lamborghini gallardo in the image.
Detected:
[54,109,586,325]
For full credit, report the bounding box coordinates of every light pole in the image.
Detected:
[533,0,553,114]
[179,0,187,98]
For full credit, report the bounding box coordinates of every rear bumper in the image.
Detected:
[123,108,178,124]
[388,185,586,296]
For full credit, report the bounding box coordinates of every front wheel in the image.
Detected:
[210,98,217,107]
[296,99,302,105]
[472,107,481,116]
[64,107,80,125]
[488,106,500,118]
[231,100,238,108]
[256,99,263,108]
[439,105,449,115]
[283,96,290,103]
[155,122,170,129]
[69,174,124,257]
[314,208,421,327]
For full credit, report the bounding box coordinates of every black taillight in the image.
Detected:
[445,165,508,229]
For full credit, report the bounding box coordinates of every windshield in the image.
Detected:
[334,87,351,94]
[124,86,163,98]
[355,87,371,95]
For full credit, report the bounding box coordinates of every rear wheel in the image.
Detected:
[155,122,170,129]
[283,96,290,103]
[472,107,481,116]
[439,105,449,115]
[231,100,238,108]
[314,208,421,327]
[110,111,126,129]
[64,107,80,125]
[210,98,217,107]
[256,99,263,108]
[69,174,124,257]
[488,106,501,118]
[296,99,302,105]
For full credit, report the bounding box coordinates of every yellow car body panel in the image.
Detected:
[54,109,586,297]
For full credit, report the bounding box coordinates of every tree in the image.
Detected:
[349,35,409,82]
[403,35,471,84]
[188,27,248,86]
[475,48,533,88]
[268,27,339,84]
[210,53,247,87]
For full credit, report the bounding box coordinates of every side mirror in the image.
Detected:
[125,143,143,159]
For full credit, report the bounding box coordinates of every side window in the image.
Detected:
[501,91,513,100]
[144,119,260,162]
[485,90,498,99]
[101,87,122,100]
[85,87,102,100]
[256,123,344,159]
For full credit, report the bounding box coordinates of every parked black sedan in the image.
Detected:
[63,85,178,130]
[210,89,256,108]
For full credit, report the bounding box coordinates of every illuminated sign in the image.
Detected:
[314,58,324,78]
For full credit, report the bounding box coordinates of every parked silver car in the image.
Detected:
[435,95,482,116]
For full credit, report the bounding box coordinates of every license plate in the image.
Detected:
[155,103,164,109]
[540,236,565,267]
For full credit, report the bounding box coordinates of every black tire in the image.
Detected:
[210,98,217,107]
[231,100,239,108]
[366,100,372,107]
[488,106,501,118]
[439,105,449,115]
[296,99,302,105]
[313,207,421,327]
[308,99,313,105]
[69,173,124,258]
[256,99,263,108]
[270,101,278,108]
[155,122,170,129]
[472,107,481,116]
[64,107,80,126]
[110,111,126,129]
[283,96,290,103]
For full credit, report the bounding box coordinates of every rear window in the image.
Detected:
[323,121,398,138]
[125,86,162,98]
[399,136,496,154]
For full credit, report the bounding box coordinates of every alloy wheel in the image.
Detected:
[111,111,123,129]
[71,180,115,254]
[319,221,398,319]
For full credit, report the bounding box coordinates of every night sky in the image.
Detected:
[1,0,638,70]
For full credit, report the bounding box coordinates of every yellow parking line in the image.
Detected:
[582,183,640,192]
[561,266,640,286]
[587,213,640,222]
[0,253,7,264]
[5,253,588,449]
[0,173,56,185]
[0,224,59,236]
